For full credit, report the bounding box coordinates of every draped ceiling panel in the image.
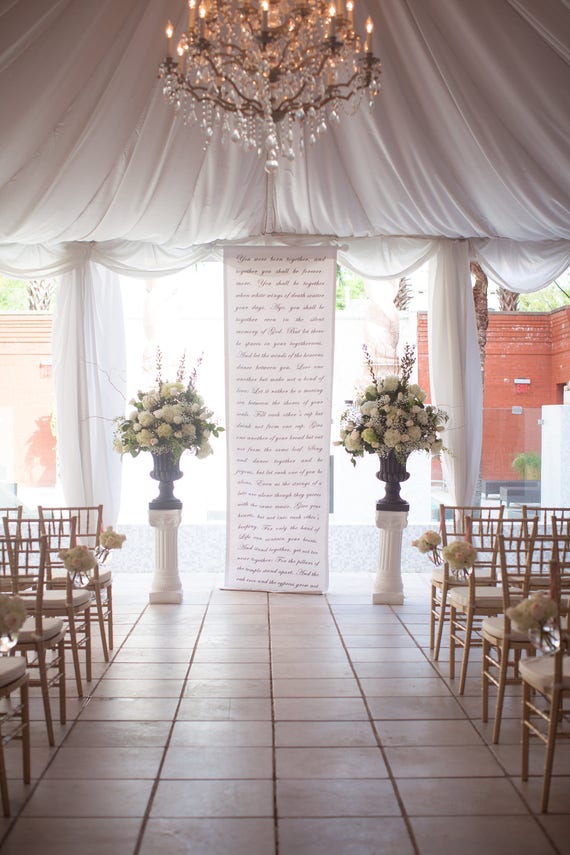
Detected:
[1,0,569,516]
[0,0,568,260]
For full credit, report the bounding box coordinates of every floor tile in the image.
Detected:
[410,816,558,855]
[140,818,276,855]
[277,779,401,817]
[170,719,273,746]
[161,745,273,779]
[276,747,388,779]
[151,779,274,817]
[0,818,142,855]
[278,818,415,855]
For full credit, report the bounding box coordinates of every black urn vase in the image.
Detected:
[149,450,183,510]
[376,450,410,512]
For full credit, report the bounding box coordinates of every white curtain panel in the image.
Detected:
[428,241,483,506]
[52,261,126,525]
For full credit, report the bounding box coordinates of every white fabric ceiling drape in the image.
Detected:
[1,0,569,514]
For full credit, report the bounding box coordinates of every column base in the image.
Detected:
[148,508,183,605]
[373,509,408,605]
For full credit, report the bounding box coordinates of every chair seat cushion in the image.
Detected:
[41,589,92,610]
[481,615,529,642]
[17,615,65,643]
[449,586,504,609]
[0,656,27,687]
[519,654,570,690]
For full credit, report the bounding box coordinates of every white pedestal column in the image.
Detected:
[148,508,183,604]
[373,509,408,604]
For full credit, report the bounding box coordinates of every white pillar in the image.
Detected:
[373,509,408,604]
[148,508,183,603]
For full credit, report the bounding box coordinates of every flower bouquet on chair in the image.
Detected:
[412,530,442,565]
[58,544,97,588]
[441,540,478,581]
[94,526,127,566]
[507,593,560,655]
[0,594,27,653]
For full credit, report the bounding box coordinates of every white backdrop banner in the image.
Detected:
[224,246,337,593]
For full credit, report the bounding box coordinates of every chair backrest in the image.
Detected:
[497,516,538,609]
[0,506,23,522]
[523,505,570,536]
[440,504,505,581]
[39,516,77,584]
[38,505,103,549]
[2,521,48,634]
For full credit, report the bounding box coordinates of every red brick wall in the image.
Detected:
[0,314,55,488]
[417,307,570,481]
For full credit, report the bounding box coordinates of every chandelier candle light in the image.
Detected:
[159,0,382,172]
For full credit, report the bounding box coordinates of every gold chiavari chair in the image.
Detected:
[38,505,113,661]
[2,525,66,746]
[481,518,538,743]
[520,550,570,813]
[0,657,30,816]
[430,503,504,660]
[448,516,531,695]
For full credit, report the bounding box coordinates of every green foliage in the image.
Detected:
[0,277,28,311]
[512,451,541,478]
[518,279,570,312]
[336,265,366,310]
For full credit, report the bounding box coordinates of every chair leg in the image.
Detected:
[107,582,113,651]
[58,638,66,726]
[541,688,561,813]
[482,636,490,723]
[434,583,449,661]
[85,608,92,683]
[67,613,83,698]
[492,641,509,744]
[458,609,474,695]
[36,645,55,746]
[0,737,9,817]
[522,682,531,782]
[21,680,31,785]
[449,605,456,680]
[93,586,109,661]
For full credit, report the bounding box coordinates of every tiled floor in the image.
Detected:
[1,571,569,855]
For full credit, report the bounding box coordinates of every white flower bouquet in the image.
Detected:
[441,540,477,573]
[336,344,448,465]
[59,544,98,586]
[412,530,442,565]
[0,594,27,636]
[507,593,558,633]
[99,527,126,550]
[113,352,224,462]
[59,544,97,579]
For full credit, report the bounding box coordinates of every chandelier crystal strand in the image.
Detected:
[159,0,382,172]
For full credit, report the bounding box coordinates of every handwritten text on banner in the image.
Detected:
[224,246,337,592]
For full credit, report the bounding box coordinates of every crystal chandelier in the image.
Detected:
[158,0,382,173]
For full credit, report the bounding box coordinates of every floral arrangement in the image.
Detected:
[0,594,27,637]
[412,530,442,565]
[113,351,224,461]
[441,540,478,575]
[336,344,448,465]
[58,544,97,577]
[507,593,560,653]
[99,527,126,550]
[507,593,558,633]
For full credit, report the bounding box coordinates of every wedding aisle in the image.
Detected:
[0,571,568,855]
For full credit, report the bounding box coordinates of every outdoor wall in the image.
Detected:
[0,314,55,491]
[417,307,570,481]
